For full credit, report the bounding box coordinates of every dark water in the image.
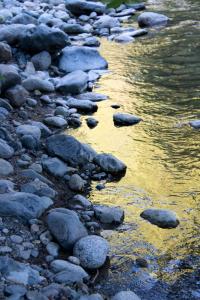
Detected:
[69,0,200,298]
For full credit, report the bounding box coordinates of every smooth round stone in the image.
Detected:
[138,12,169,28]
[73,235,109,269]
[111,291,141,300]
[140,208,179,229]
[10,235,23,244]
[0,159,14,176]
[86,117,98,128]
[113,113,142,126]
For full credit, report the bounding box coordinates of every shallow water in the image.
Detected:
[69,0,200,297]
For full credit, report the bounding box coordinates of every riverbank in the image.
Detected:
[0,0,199,299]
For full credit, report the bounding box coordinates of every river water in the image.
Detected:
[69,0,200,298]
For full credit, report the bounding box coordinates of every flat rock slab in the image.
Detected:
[140,208,179,229]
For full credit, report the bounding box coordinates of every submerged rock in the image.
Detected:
[59,46,108,73]
[138,12,169,28]
[140,208,179,229]
[94,205,124,225]
[113,113,142,126]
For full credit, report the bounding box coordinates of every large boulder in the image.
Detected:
[56,70,88,95]
[46,134,97,167]
[94,205,124,225]
[66,98,98,113]
[19,24,69,53]
[0,192,53,221]
[140,208,179,229]
[42,157,68,177]
[94,153,127,175]
[138,12,169,28]
[73,235,109,269]
[47,208,88,250]
[65,0,106,16]
[59,46,108,73]
[0,24,34,45]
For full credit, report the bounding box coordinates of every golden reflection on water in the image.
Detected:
[68,4,200,283]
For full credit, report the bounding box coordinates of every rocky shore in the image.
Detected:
[0,0,171,299]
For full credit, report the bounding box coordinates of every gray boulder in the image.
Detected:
[66,98,98,113]
[42,157,68,177]
[0,179,14,193]
[86,117,98,128]
[44,116,67,128]
[19,24,69,53]
[0,138,14,158]
[21,179,56,199]
[59,46,108,73]
[22,76,55,92]
[94,15,120,29]
[94,205,124,225]
[140,208,179,229]
[5,84,28,107]
[47,208,88,249]
[65,0,106,16]
[0,42,12,62]
[111,291,141,300]
[189,120,200,129]
[16,125,41,141]
[56,70,88,95]
[61,23,89,34]
[0,192,53,221]
[76,92,107,102]
[68,174,85,192]
[0,159,14,176]
[138,12,169,28]
[46,134,97,167]
[94,153,127,175]
[113,113,142,126]
[73,235,109,269]
[68,194,92,210]
[0,64,21,92]
[31,51,51,71]
[0,24,34,45]
[11,13,38,25]
[29,121,52,138]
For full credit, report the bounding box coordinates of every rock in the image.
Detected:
[113,113,142,126]
[59,46,108,73]
[94,15,120,29]
[61,23,89,34]
[20,169,53,186]
[0,64,21,92]
[86,117,98,128]
[19,24,69,53]
[16,125,41,141]
[52,260,89,284]
[21,179,56,199]
[129,29,148,37]
[83,37,100,47]
[0,24,33,45]
[0,42,12,62]
[31,51,51,71]
[47,208,88,250]
[11,13,38,25]
[22,77,55,92]
[76,92,107,102]
[65,0,106,16]
[21,135,39,150]
[66,98,98,113]
[0,98,13,111]
[114,34,135,43]
[68,194,92,210]
[56,70,88,95]
[29,121,52,138]
[94,153,126,176]
[0,179,14,193]
[138,12,169,28]
[0,192,53,221]
[42,157,68,177]
[0,159,13,176]
[5,284,27,296]
[0,256,42,285]
[94,205,124,225]
[46,242,60,257]
[0,138,14,158]
[68,174,85,192]
[79,294,103,300]
[189,120,200,129]
[114,8,136,17]
[111,291,141,300]
[140,208,179,229]
[73,235,109,269]
[5,84,29,108]
[46,134,97,167]
[44,116,67,128]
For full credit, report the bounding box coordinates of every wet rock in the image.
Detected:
[20,169,53,186]
[21,179,56,199]
[65,0,106,16]
[0,98,13,111]
[61,23,89,34]
[44,116,67,128]
[31,51,51,71]
[42,157,68,177]
[0,64,21,92]
[59,46,108,73]
[66,98,98,113]
[5,284,27,297]
[86,117,98,128]
[79,294,103,300]
[0,192,52,221]
[0,138,14,158]
[56,70,88,95]
[16,125,41,141]
[129,28,148,37]
[83,36,100,47]
[0,24,33,45]
[138,12,169,28]
[73,235,109,269]
[68,174,85,192]
[11,13,38,25]
[113,113,142,126]
[68,194,92,210]
[0,179,14,193]
[114,8,136,17]
[21,135,39,150]
[140,208,179,228]
[0,159,14,176]
[53,261,89,284]
[111,291,141,300]
[5,84,29,108]
[135,257,148,268]
[94,153,127,176]
[22,77,55,92]
[47,208,88,250]
[189,120,200,129]
[0,42,12,62]
[46,242,60,257]
[76,92,107,102]
[19,24,69,53]
[29,121,52,138]
[114,33,135,43]
[94,15,120,29]
[46,134,97,167]
[94,205,124,225]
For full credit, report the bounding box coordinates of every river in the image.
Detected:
[68,0,200,298]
